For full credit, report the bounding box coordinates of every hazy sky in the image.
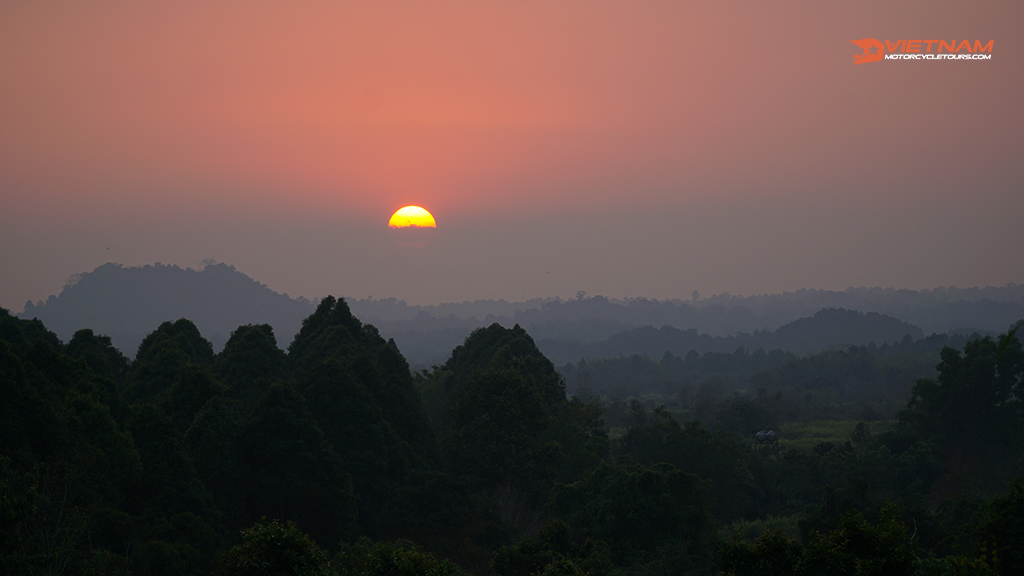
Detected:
[3,1,1022,311]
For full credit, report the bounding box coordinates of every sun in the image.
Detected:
[388,206,436,228]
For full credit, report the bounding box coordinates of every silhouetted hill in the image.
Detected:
[19,262,313,356]
[770,308,924,354]
[350,286,1023,332]
[16,261,1021,366]
[536,308,924,365]
[350,287,1021,366]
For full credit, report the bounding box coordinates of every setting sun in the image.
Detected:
[388,206,437,228]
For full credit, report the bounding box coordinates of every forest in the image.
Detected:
[2,299,1024,576]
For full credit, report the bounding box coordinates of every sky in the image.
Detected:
[2,1,1022,311]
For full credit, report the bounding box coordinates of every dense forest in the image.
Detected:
[559,328,980,423]
[2,301,1024,575]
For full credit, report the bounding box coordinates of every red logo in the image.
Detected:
[851,38,885,65]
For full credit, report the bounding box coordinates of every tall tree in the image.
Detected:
[216,519,331,576]
[127,319,215,404]
[215,324,287,415]
[237,382,358,546]
[289,296,438,468]
[900,334,1024,467]
[446,365,553,492]
[428,323,604,507]
[548,462,714,568]
[66,328,131,387]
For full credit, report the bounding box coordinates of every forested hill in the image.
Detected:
[17,261,1022,364]
[350,284,1024,336]
[351,288,1022,365]
[19,262,314,355]
[0,302,606,574]
[539,308,925,367]
[5,297,1024,574]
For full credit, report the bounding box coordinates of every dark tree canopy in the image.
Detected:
[137,319,215,368]
[424,323,592,504]
[66,328,131,386]
[215,324,287,413]
[440,323,566,414]
[5,300,1024,576]
[128,319,216,403]
[900,334,1024,467]
[0,307,62,357]
[237,382,358,546]
[216,519,331,576]
[289,296,439,469]
[549,462,714,566]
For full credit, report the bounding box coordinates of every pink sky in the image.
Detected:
[2,1,1022,310]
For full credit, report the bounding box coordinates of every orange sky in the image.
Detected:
[2,1,1022,310]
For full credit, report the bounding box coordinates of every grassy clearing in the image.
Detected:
[719,514,802,542]
[607,426,627,442]
[774,420,896,452]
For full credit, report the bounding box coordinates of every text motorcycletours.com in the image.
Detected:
[886,53,990,60]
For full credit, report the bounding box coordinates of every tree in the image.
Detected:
[0,308,62,357]
[0,479,42,574]
[297,359,406,534]
[215,324,287,414]
[127,319,215,404]
[445,366,553,493]
[720,528,803,576]
[289,296,439,469]
[899,335,1024,467]
[799,503,917,576]
[160,364,224,432]
[973,476,1024,575]
[335,539,466,576]
[723,504,916,576]
[126,404,213,520]
[66,328,131,387]
[428,323,587,504]
[617,414,751,520]
[437,324,567,418]
[136,319,215,368]
[216,519,330,576]
[492,520,611,576]
[184,397,246,528]
[237,383,358,546]
[549,462,713,566]
[0,341,65,465]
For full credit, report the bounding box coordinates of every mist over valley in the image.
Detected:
[18,261,1022,368]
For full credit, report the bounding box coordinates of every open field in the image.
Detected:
[774,420,897,452]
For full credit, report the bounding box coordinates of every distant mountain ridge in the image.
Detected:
[349,289,1021,366]
[14,262,1023,363]
[19,262,313,355]
[536,308,926,366]
[349,286,1024,335]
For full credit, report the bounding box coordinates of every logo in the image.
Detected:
[851,38,886,65]
[851,38,993,64]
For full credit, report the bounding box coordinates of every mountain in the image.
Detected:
[15,261,1022,365]
[19,262,313,356]
[347,286,1024,337]
[770,308,924,354]
[350,290,1021,367]
[536,308,925,366]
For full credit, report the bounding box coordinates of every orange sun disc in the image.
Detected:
[388,206,436,228]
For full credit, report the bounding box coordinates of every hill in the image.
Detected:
[16,261,1022,365]
[349,288,1022,366]
[19,262,313,356]
[537,307,925,366]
